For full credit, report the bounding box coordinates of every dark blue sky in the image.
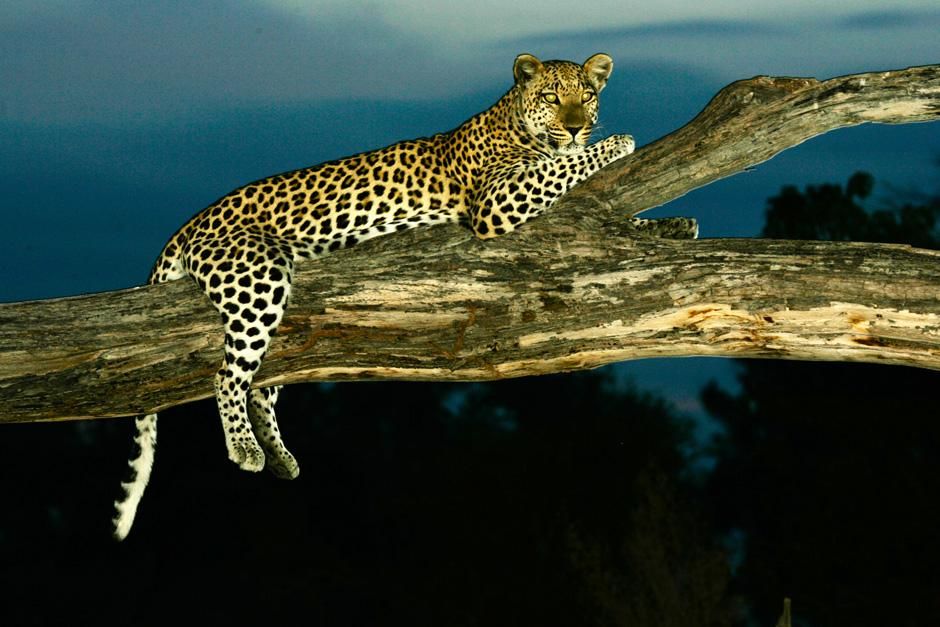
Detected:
[1,2,938,419]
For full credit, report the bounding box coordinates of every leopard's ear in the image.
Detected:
[514,54,544,85]
[583,53,613,92]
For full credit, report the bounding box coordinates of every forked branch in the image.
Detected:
[1,64,938,423]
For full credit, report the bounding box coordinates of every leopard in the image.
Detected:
[112,52,698,540]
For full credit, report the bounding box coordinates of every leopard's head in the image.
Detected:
[512,53,613,154]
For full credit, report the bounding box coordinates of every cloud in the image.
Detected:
[837,8,940,29]
[4,2,937,125]
[261,0,938,43]
[0,0,448,123]
[499,10,940,82]
[508,19,785,48]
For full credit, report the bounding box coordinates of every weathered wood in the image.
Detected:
[1,64,938,423]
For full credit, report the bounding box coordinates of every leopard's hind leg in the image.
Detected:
[247,385,300,479]
[185,232,296,473]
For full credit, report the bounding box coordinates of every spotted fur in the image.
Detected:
[113,53,682,540]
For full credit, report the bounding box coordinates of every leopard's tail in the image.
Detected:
[112,413,158,540]
[112,234,187,541]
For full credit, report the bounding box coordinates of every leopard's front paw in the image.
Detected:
[608,133,635,158]
[629,216,699,240]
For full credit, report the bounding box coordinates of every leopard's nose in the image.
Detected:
[566,126,582,139]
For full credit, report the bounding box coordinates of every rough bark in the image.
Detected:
[1,64,938,423]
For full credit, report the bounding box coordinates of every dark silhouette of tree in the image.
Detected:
[706,171,940,627]
[569,469,731,627]
[0,369,731,625]
[763,171,939,247]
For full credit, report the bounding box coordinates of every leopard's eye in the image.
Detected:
[581,90,596,103]
[541,92,559,104]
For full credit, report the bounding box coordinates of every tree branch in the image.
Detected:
[2,65,938,423]
[556,64,940,221]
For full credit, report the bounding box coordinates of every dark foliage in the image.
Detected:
[0,371,728,626]
[763,171,940,247]
[707,171,940,626]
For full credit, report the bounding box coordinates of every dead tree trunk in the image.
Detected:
[1,65,938,423]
